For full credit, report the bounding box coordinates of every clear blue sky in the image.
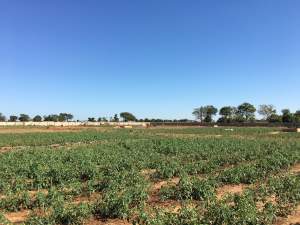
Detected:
[1,0,299,120]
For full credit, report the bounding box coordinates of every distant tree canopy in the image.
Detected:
[98,117,108,122]
[9,115,18,122]
[0,113,6,121]
[44,114,59,122]
[218,106,235,123]
[281,109,294,123]
[267,114,282,123]
[193,105,218,122]
[44,113,73,122]
[113,114,119,122]
[120,112,137,122]
[295,110,300,122]
[237,102,256,121]
[191,102,300,124]
[58,113,73,122]
[33,115,42,122]
[193,106,206,122]
[19,114,30,122]
[258,104,276,120]
[88,117,96,122]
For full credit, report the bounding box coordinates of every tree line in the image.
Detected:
[193,103,300,123]
[0,112,138,123]
[0,113,74,122]
[0,104,299,123]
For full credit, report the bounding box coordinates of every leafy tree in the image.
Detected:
[66,113,73,121]
[203,105,218,122]
[281,109,294,123]
[120,112,137,122]
[0,113,6,121]
[19,114,30,122]
[219,106,235,123]
[9,115,18,122]
[58,113,73,122]
[88,117,96,122]
[258,105,276,120]
[267,114,282,123]
[44,114,59,122]
[193,106,218,122]
[113,114,119,122]
[193,107,205,122]
[295,110,300,122]
[33,115,42,122]
[237,103,256,121]
[98,117,108,122]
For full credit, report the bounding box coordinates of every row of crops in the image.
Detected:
[0,127,299,224]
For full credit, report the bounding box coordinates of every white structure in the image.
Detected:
[0,121,150,127]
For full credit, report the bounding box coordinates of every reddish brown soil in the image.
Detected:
[276,204,300,225]
[216,184,248,199]
[4,210,31,224]
[290,163,300,174]
[72,193,101,204]
[146,177,181,213]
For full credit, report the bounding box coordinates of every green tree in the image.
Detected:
[193,106,218,122]
[44,114,59,122]
[113,114,119,122]
[88,117,96,122]
[19,114,30,122]
[0,113,6,121]
[97,117,108,122]
[219,106,234,123]
[33,115,42,122]
[57,113,73,122]
[281,109,294,123]
[193,107,205,122]
[258,104,276,120]
[120,112,137,122]
[9,115,18,122]
[295,110,300,122]
[267,114,282,123]
[66,113,73,121]
[203,105,218,122]
[237,103,256,121]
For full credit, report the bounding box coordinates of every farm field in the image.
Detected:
[0,127,300,225]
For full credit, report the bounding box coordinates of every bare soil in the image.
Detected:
[4,210,31,224]
[216,184,248,199]
[276,204,300,225]
[290,163,300,174]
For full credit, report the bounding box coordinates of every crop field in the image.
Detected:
[0,127,300,225]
